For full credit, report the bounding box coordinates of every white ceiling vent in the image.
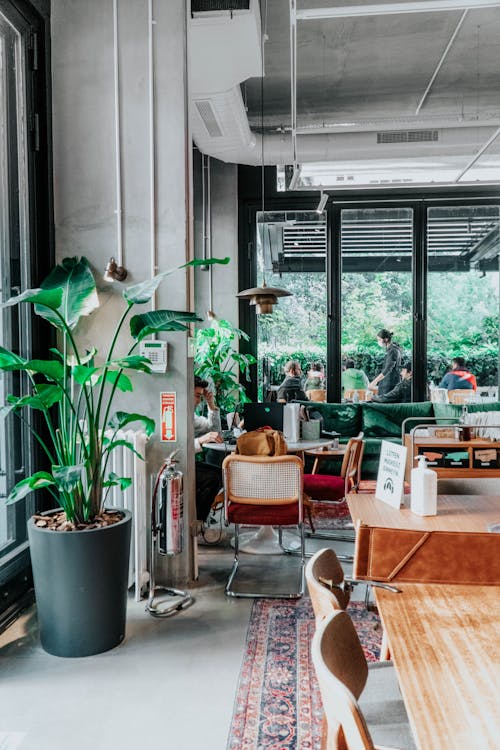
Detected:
[194,99,224,138]
[377,130,439,144]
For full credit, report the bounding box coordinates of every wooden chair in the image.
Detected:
[312,610,416,750]
[344,389,366,402]
[222,454,305,599]
[303,436,365,539]
[448,388,477,404]
[305,548,352,618]
[307,388,327,402]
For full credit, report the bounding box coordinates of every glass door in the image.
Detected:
[340,207,414,402]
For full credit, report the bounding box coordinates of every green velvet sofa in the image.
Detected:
[302,400,500,479]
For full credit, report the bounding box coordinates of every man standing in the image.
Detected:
[194,376,222,523]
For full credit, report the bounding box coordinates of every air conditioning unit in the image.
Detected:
[191,1,250,13]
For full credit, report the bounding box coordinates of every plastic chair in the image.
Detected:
[312,610,416,750]
[307,388,327,402]
[222,453,305,599]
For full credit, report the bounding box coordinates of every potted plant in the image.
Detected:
[193,317,256,420]
[0,255,228,657]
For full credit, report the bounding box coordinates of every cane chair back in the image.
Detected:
[305,548,351,618]
[222,454,305,598]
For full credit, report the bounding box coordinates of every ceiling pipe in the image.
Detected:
[297,1,500,21]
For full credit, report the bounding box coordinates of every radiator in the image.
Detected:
[105,429,149,601]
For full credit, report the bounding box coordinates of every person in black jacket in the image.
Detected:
[277,360,308,402]
[368,329,402,397]
[369,361,412,403]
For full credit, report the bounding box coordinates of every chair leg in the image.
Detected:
[225,524,305,599]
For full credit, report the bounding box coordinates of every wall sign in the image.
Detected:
[375,440,407,508]
[161,392,176,442]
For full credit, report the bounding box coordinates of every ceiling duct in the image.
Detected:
[377,130,439,144]
[191,1,250,12]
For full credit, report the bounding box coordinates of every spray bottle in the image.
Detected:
[410,454,437,516]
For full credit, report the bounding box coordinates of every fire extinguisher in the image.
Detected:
[155,450,183,556]
[146,450,193,617]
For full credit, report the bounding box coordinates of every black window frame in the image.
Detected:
[238,165,500,403]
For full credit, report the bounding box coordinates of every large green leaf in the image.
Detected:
[0,347,27,371]
[1,288,63,312]
[103,473,132,491]
[103,438,144,461]
[6,384,63,412]
[123,257,230,305]
[105,355,152,373]
[25,359,65,382]
[35,257,99,331]
[108,411,156,437]
[52,464,84,492]
[97,370,133,392]
[7,472,56,504]
[72,365,99,386]
[130,310,201,342]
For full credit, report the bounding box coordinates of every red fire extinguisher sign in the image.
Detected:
[160,392,176,442]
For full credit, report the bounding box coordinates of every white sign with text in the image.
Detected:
[375,440,407,508]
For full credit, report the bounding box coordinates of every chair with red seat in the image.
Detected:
[303,435,365,540]
[222,453,305,599]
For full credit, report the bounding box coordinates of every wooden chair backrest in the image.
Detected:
[222,453,303,508]
[344,389,366,402]
[340,436,365,491]
[305,548,350,619]
[307,388,327,402]
[312,611,373,750]
[448,389,476,404]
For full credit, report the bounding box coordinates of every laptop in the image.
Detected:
[243,402,284,432]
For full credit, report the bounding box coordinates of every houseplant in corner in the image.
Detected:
[0,255,228,657]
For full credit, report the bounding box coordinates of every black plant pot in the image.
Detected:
[27,509,132,657]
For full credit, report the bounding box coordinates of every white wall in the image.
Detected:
[51,0,197,585]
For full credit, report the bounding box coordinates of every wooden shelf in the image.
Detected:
[404,435,500,480]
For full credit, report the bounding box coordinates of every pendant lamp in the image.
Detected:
[236,281,292,314]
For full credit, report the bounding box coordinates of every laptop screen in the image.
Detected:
[243,402,284,432]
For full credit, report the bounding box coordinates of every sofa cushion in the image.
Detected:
[433,401,500,425]
[361,402,434,437]
[301,401,362,438]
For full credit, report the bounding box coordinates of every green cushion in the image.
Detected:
[301,401,362,438]
[433,401,500,425]
[363,436,401,455]
[361,402,434,437]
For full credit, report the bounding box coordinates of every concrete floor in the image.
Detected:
[0,532,361,750]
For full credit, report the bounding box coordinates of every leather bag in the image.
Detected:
[235,427,288,457]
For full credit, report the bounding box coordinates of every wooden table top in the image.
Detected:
[375,583,500,750]
[347,493,500,532]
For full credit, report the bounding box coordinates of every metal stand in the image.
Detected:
[145,529,193,617]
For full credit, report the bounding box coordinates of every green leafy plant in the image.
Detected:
[194,318,256,414]
[0,255,229,524]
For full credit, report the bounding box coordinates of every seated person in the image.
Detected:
[304,361,325,393]
[341,357,369,393]
[277,360,308,402]
[194,376,222,523]
[367,361,412,403]
[438,357,477,391]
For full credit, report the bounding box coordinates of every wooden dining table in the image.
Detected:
[375,583,500,750]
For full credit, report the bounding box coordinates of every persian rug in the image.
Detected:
[309,481,410,531]
[227,598,382,750]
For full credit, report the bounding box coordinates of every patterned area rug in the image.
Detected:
[227,598,382,750]
[310,481,410,531]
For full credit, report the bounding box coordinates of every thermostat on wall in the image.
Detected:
[140,340,167,373]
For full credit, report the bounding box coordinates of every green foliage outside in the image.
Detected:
[258,269,499,388]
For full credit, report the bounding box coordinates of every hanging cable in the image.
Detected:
[148,0,157,310]
[112,0,123,268]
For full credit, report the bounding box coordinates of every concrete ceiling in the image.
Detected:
[189,1,500,187]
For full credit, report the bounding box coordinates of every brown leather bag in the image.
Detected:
[235,427,288,456]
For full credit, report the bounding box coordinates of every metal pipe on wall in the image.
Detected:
[148,0,158,311]
[112,0,123,268]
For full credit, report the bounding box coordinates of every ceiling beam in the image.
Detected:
[415,10,468,115]
[455,125,500,182]
[297,1,500,21]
